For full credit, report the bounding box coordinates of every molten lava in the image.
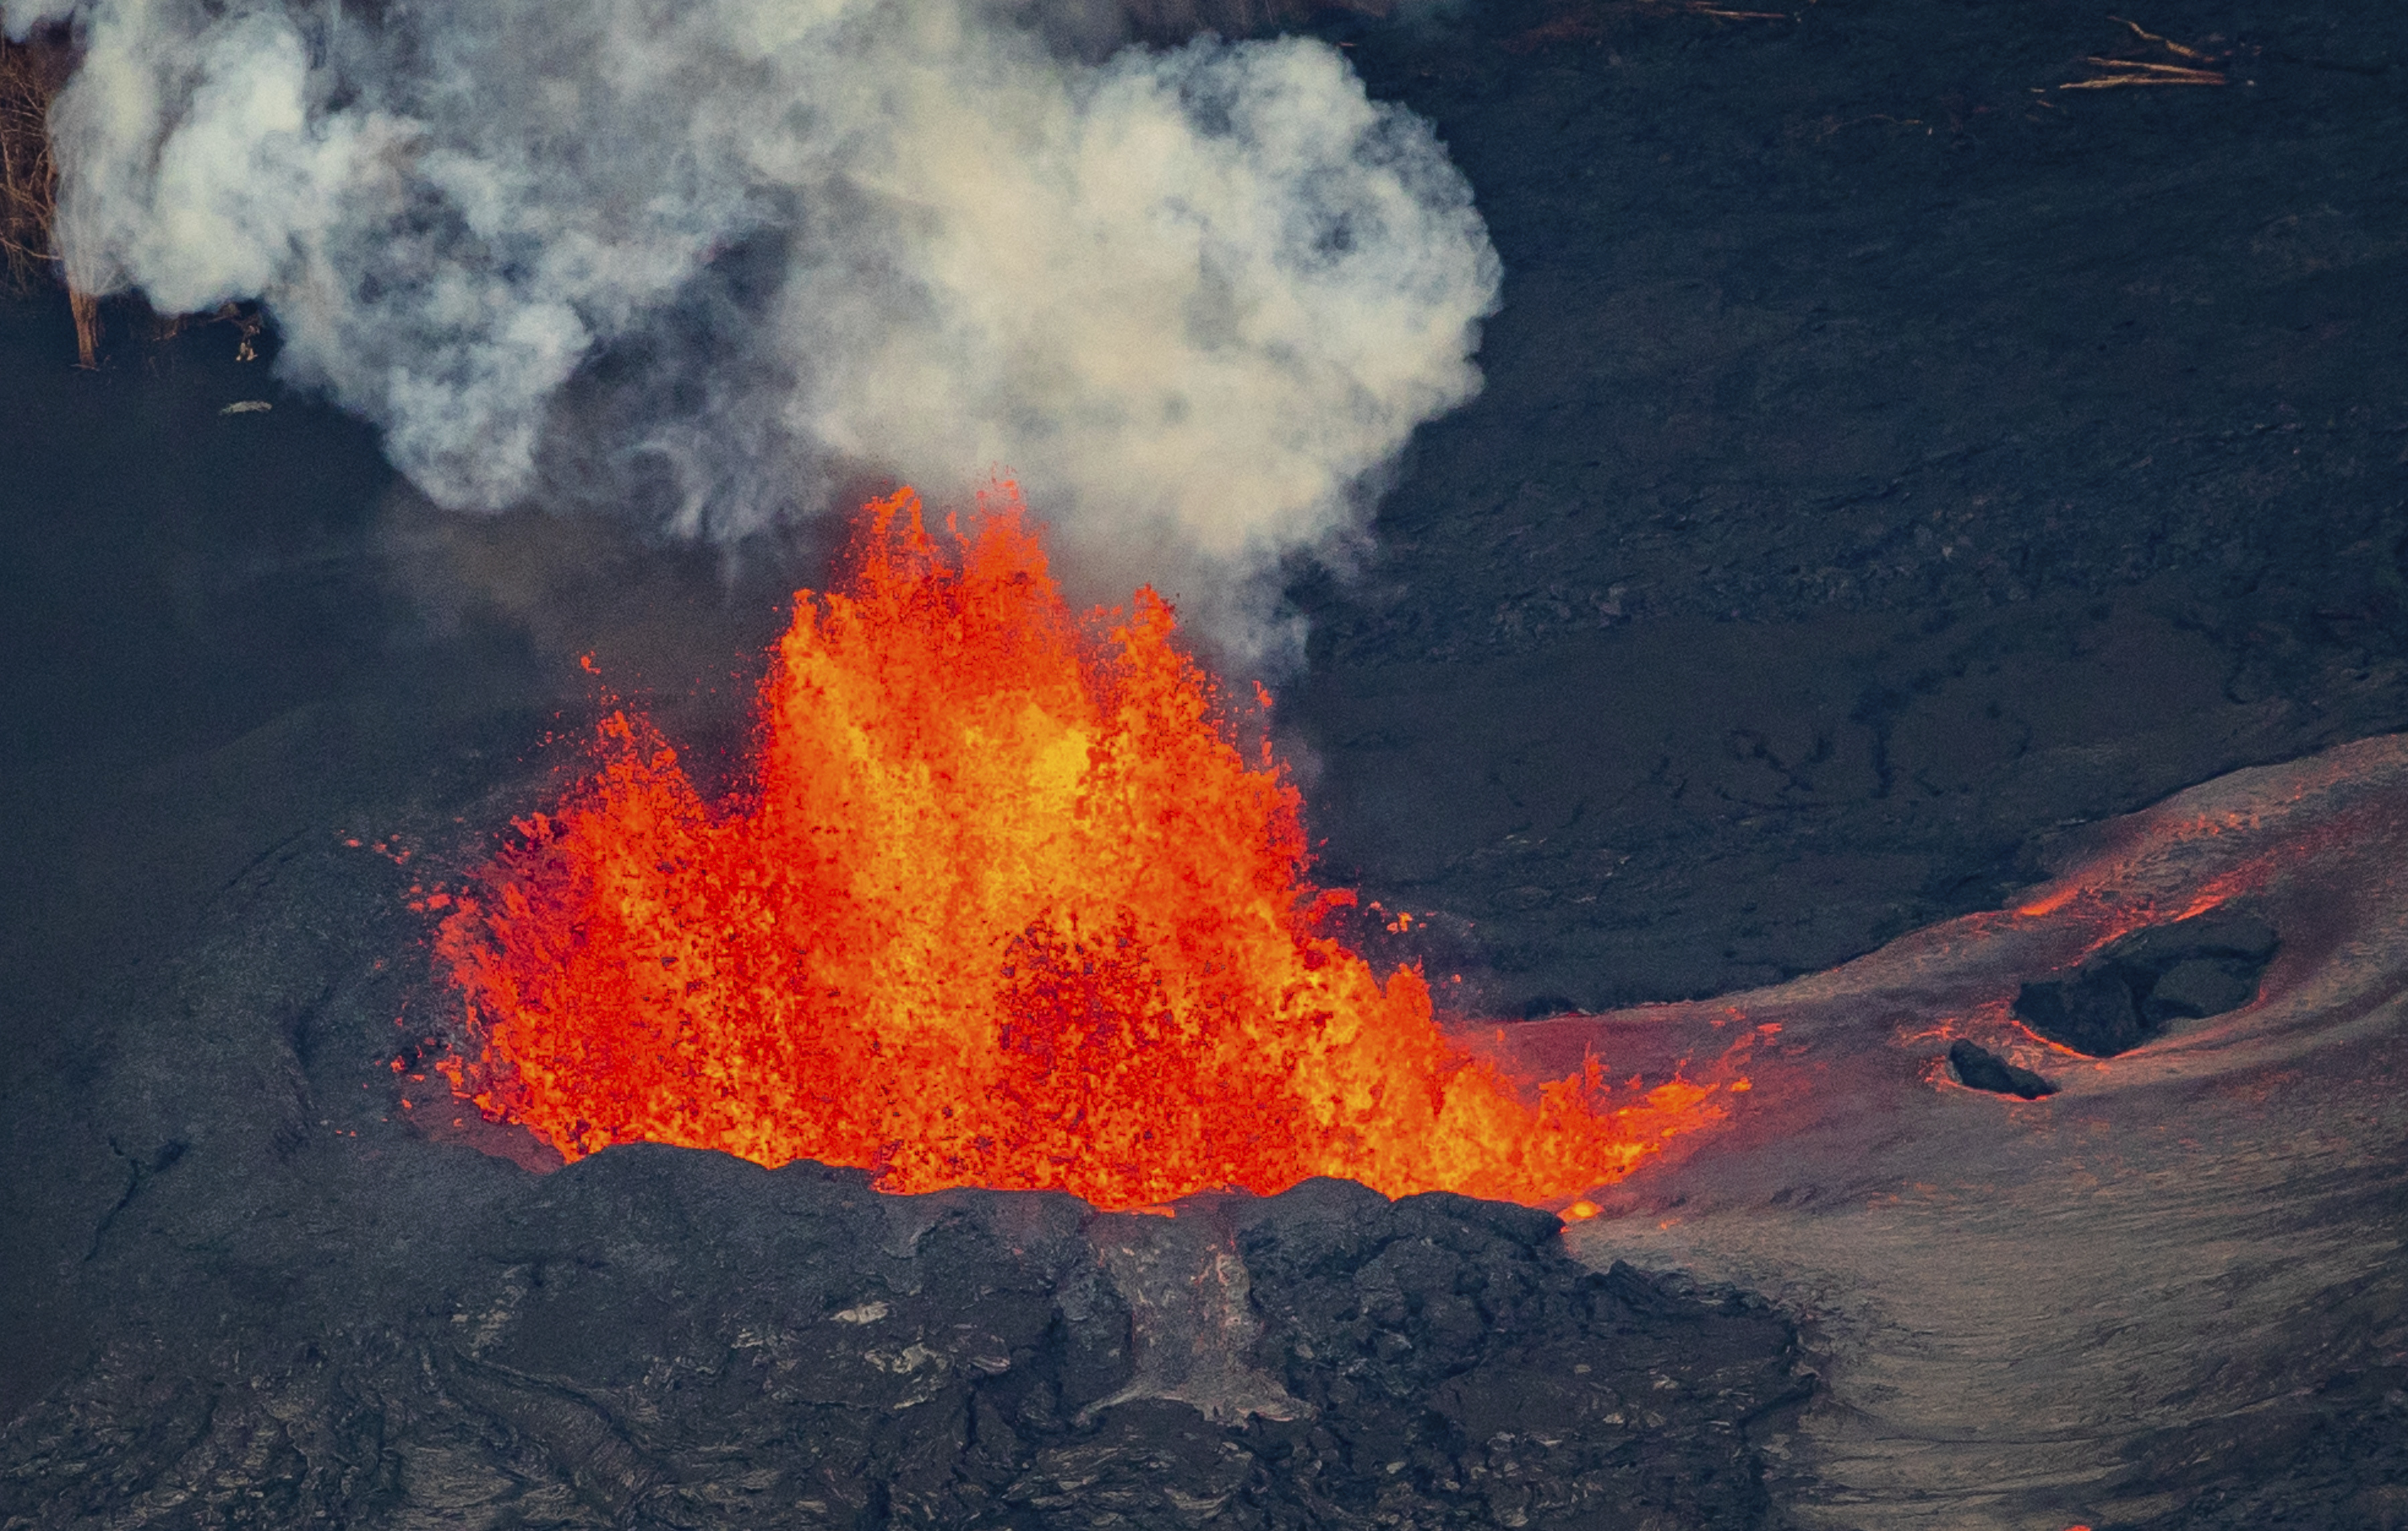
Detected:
[435,486,1728,1209]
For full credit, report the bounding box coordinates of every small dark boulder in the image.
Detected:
[2013,968,2147,1057]
[2014,909,2278,1057]
[1947,1039,2059,1100]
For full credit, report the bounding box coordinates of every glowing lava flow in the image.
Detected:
[435,487,1730,1209]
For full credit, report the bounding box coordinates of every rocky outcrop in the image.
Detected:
[2013,910,2279,1057]
[1946,1039,2058,1100]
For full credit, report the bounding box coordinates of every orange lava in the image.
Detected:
[434,486,1728,1209]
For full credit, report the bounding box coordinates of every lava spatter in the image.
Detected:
[434,486,1729,1209]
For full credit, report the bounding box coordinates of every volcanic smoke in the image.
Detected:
[434,488,1732,1210]
[13,0,1500,654]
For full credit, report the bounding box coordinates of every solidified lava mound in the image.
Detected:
[0,1150,1805,1530]
[2013,910,2280,1057]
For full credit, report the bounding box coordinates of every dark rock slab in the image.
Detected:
[1947,1039,2058,1100]
[2014,910,2279,1056]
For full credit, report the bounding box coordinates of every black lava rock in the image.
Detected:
[2013,966,2151,1057]
[1947,1039,2058,1100]
[2014,911,2278,1057]
[1233,1181,1811,1530]
[0,1150,1809,1530]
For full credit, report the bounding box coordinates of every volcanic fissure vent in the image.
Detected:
[431,488,1742,1209]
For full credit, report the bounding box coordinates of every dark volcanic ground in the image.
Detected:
[1298,0,2408,1014]
[3,0,2407,1525]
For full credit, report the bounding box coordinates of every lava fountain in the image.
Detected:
[433,486,1733,1209]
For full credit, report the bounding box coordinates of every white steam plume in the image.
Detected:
[11,0,1498,652]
